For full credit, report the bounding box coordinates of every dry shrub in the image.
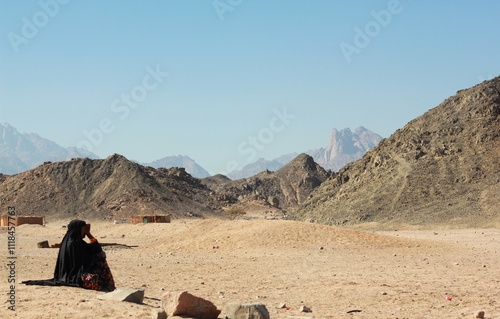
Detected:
[224,205,246,220]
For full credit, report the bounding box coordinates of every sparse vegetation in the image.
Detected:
[224,205,246,220]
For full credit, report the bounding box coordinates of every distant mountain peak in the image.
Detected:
[144,155,210,178]
[226,127,382,179]
[276,153,325,178]
[0,122,98,175]
[280,153,315,169]
[316,126,383,170]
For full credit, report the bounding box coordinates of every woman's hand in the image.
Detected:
[86,232,97,243]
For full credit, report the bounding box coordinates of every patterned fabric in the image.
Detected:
[81,251,115,292]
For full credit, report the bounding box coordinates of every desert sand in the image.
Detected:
[1,218,499,319]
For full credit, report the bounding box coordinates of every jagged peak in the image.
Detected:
[277,153,322,175]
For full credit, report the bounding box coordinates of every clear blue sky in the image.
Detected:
[1,0,499,174]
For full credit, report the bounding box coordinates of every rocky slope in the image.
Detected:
[0,154,221,219]
[143,155,210,178]
[0,153,329,220]
[295,76,500,227]
[207,153,331,211]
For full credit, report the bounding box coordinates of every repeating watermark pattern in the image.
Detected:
[77,65,168,152]
[213,0,243,21]
[478,73,495,83]
[223,106,295,174]
[5,206,17,311]
[7,0,71,53]
[340,0,403,64]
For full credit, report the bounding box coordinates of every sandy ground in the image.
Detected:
[1,218,499,319]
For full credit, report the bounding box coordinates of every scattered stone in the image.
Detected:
[97,287,145,304]
[381,292,388,295]
[299,305,312,313]
[226,302,270,319]
[37,240,49,248]
[162,291,220,319]
[151,308,167,319]
[268,195,279,208]
[277,302,287,308]
[346,309,362,313]
[476,311,485,318]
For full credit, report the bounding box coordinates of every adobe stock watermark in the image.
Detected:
[77,65,168,152]
[223,106,295,174]
[7,0,71,53]
[213,0,242,21]
[478,74,495,83]
[340,0,403,64]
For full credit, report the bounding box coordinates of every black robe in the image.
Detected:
[23,220,102,288]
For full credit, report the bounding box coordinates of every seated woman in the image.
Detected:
[23,219,115,292]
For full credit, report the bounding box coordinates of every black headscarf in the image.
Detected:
[23,219,102,287]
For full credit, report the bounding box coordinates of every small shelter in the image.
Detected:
[130,214,171,224]
[0,216,45,226]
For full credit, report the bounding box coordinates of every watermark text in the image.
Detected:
[213,0,243,21]
[340,0,403,64]
[6,206,17,311]
[8,0,71,53]
[77,64,168,152]
[224,106,295,173]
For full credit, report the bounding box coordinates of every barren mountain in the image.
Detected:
[208,153,331,211]
[295,76,500,227]
[309,126,383,172]
[0,154,222,219]
[0,122,97,174]
[0,152,331,220]
[143,155,210,178]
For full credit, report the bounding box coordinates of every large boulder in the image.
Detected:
[162,291,221,319]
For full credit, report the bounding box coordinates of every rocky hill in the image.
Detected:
[0,153,330,220]
[295,76,500,227]
[0,122,97,174]
[0,154,222,220]
[207,153,331,211]
[143,155,210,178]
